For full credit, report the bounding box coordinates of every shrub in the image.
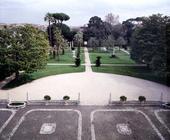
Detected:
[96,56,101,67]
[63,95,70,100]
[44,95,51,101]
[120,96,127,102]
[138,96,146,102]
[75,58,81,67]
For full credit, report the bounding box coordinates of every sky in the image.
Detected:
[0,0,170,26]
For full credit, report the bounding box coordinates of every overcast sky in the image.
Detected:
[0,0,170,26]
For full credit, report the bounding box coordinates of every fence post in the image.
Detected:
[7,92,10,102]
[160,92,163,103]
[26,92,29,102]
[108,93,111,104]
[78,93,80,104]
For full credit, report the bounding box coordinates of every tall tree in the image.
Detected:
[105,13,120,26]
[44,12,53,46]
[52,26,65,60]
[117,36,126,49]
[52,13,70,25]
[0,25,49,79]
[83,16,109,46]
[102,35,115,56]
[0,28,13,79]
[74,31,83,58]
[131,14,168,76]
[166,21,170,85]
[87,37,99,48]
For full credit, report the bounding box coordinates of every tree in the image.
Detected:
[105,13,120,26]
[55,23,71,40]
[83,16,111,47]
[52,26,65,59]
[44,12,53,46]
[102,35,115,57]
[87,37,99,48]
[122,17,144,45]
[45,13,70,57]
[52,13,70,25]
[116,36,126,49]
[0,25,49,79]
[74,31,83,58]
[166,20,170,85]
[130,14,168,76]
[0,28,13,79]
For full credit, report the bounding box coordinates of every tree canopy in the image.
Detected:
[130,14,169,76]
[0,25,49,79]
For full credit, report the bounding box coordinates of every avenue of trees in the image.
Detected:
[44,12,76,60]
[0,25,49,80]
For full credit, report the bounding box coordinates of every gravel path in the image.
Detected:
[84,47,92,72]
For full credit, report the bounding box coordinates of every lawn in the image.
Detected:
[89,49,135,64]
[48,47,84,64]
[92,66,166,85]
[30,65,85,79]
[3,65,85,89]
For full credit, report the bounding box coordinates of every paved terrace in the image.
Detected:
[0,106,170,140]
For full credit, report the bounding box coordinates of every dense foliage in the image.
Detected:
[130,14,169,79]
[0,25,49,79]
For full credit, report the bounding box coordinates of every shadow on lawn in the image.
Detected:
[2,74,34,90]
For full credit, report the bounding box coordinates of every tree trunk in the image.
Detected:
[53,50,56,59]
[15,71,19,80]
[56,46,60,61]
[62,48,65,55]
[49,21,52,46]
[77,44,81,58]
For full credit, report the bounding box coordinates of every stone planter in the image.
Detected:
[7,101,26,109]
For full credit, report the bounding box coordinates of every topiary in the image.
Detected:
[138,96,146,102]
[75,58,81,67]
[63,95,70,100]
[120,96,127,102]
[44,95,51,101]
[96,56,101,67]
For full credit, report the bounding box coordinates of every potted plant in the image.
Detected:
[120,96,127,103]
[138,96,146,103]
[44,95,51,101]
[7,101,26,109]
[44,95,51,105]
[63,95,70,105]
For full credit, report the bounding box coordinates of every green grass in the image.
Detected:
[30,65,85,79]
[89,49,135,64]
[92,66,166,85]
[3,65,85,89]
[48,47,84,64]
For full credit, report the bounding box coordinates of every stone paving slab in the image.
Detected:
[0,106,170,140]
[0,109,16,134]
[155,110,170,134]
[9,109,81,140]
[91,109,164,140]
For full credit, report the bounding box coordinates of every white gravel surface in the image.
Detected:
[0,72,169,105]
[0,47,169,105]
